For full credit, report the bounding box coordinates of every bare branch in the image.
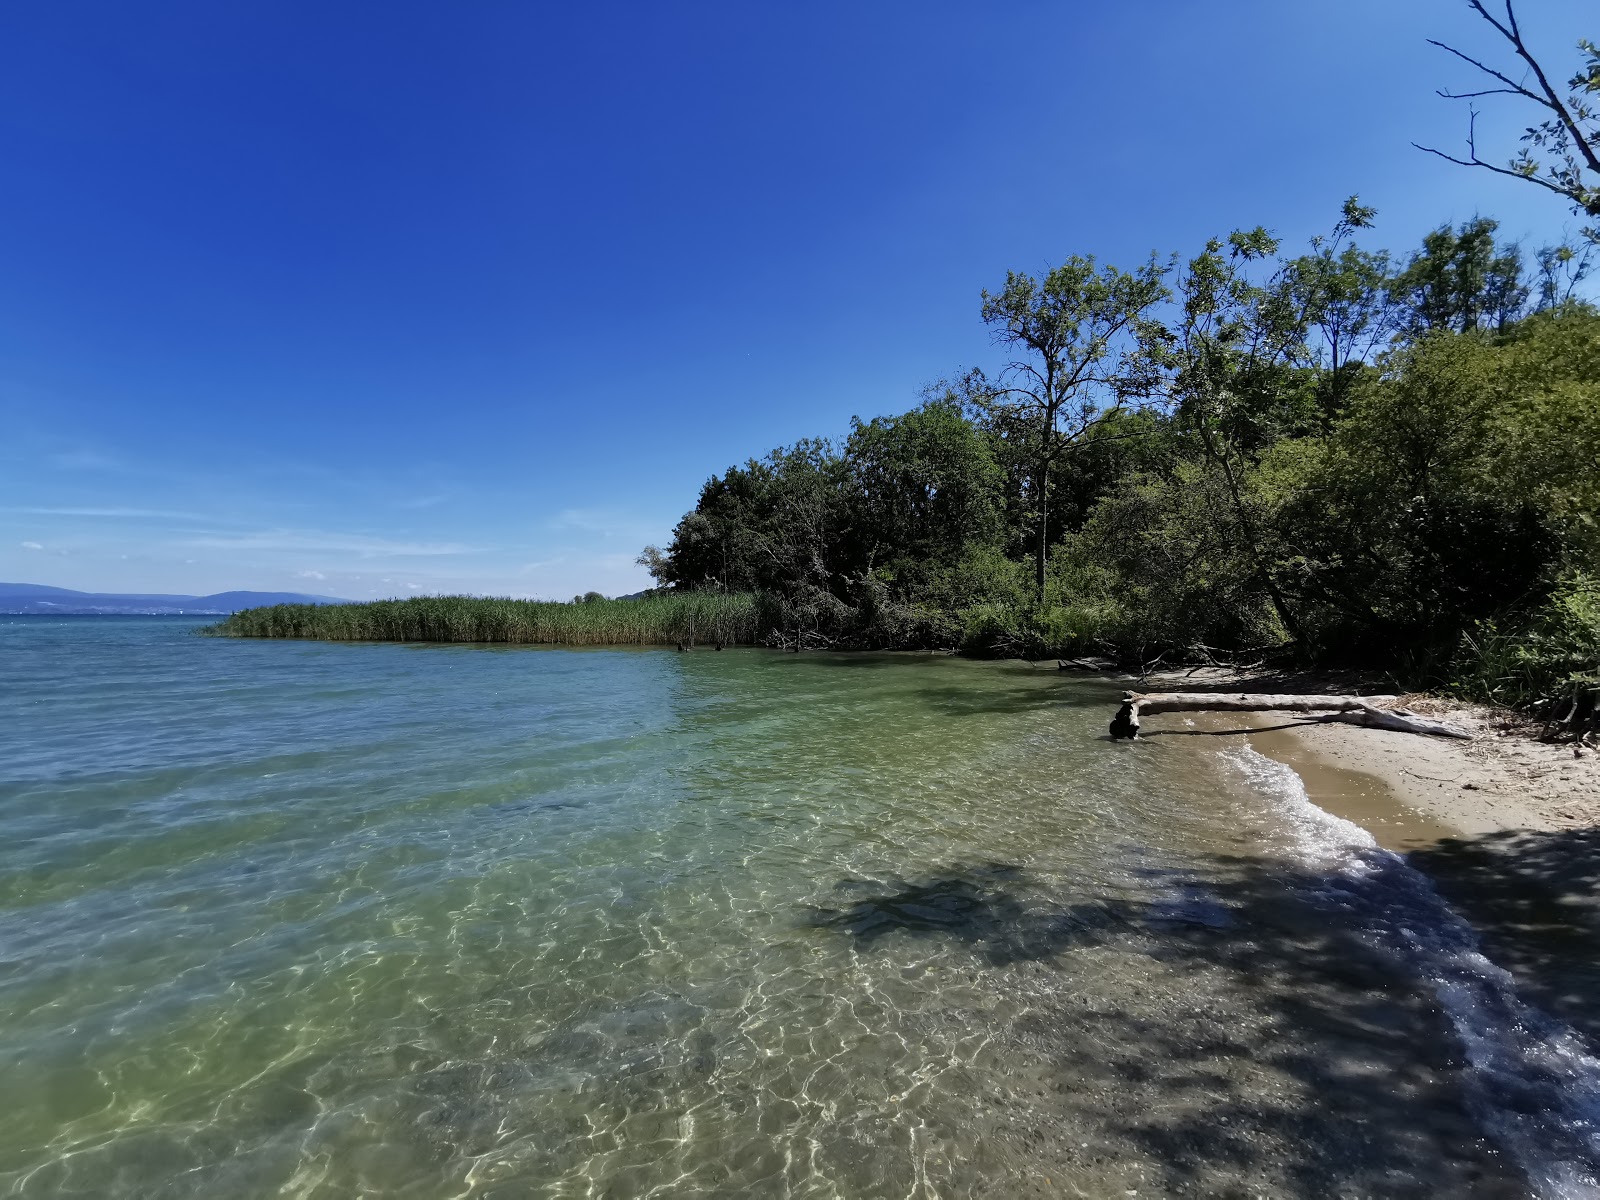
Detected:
[1425,38,1543,104]
[1413,141,1580,200]
[1444,3,1600,179]
[1437,86,1527,99]
[1058,425,1160,455]
[1466,0,1516,45]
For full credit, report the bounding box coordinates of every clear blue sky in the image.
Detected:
[1,1,1592,600]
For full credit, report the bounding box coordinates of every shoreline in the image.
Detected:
[1149,689,1600,1073]
[1262,715,1599,838]
[1227,695,1600,1074]
[1128,666,1600,838]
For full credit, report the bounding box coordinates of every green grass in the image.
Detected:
[206,592,767,645]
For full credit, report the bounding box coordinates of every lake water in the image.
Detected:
[3,616,1598,1197]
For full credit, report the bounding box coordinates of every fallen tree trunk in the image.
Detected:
[1058,656,1117,672]
[1110,692,1472,741]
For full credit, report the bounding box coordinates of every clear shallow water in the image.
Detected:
[0,617,1592,1197]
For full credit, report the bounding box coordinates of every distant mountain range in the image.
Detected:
[0,582,350,615]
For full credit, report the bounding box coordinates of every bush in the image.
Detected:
[1452,572,1600,737]
[1071,466,1282,655]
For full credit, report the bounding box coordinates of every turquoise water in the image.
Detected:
[1,617,1591,1196]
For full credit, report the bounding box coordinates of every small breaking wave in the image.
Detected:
[1225,745,1600,1200]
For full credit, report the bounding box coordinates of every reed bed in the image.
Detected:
[206,593,767,645]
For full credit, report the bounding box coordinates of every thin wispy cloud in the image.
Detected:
[296,569,327,580]
[546,508,656,541]
[182,529,478,557]
[547,509,608,533]
[48,450,122,471]
[20,541,43,550]
[7,506,206,520]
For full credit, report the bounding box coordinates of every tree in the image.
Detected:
[1418,2,1600,238]
[1161,218,1369,646]
[842,399,1002,595]
[1077,460,1285,654]
[649,439,851,596]
[1534,238,1596,308]
[1285,196,1392,410]
[1485,304,1600,536]
[975,255,1170,599]
[1389,217,1529,335]
[1267,331,1563,661]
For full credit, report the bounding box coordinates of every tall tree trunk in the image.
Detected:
[1034,458,1049,600]
[1197,417,1305,645]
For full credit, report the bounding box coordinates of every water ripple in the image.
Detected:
[0,618,1557,1196]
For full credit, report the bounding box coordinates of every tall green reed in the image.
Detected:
[205,593,767,646]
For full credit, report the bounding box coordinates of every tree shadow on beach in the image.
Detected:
[803,842,1600,1197]
[1139,719,1327,737]
[1412,826,1600,1049]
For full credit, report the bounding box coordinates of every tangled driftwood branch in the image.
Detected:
[1108,692,1472,741]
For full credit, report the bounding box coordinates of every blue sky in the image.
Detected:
[1,1,1593,600]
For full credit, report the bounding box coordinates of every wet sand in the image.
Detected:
[1267,714,1600,835]
[1248,721,1464,850]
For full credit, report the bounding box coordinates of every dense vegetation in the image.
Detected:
[640,207,1599,734]
[210,592,763,647]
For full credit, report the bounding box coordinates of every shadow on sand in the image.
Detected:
[1414,827,1600,1049]
[806,840,1600,1197]
[1139,719,1328,737]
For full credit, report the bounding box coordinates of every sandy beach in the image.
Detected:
[1129,667,1600,838]
[1265,708,1599,836]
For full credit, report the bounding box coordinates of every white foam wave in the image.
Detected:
[1225,745,1600,1199]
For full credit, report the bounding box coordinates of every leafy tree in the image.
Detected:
[1041,404,1181,535]
[974,255,1170,599]
[1074,462,1283,655]
[656,439,850,596]
[1285,197,1393,409]
[1266,329,1565,661]
[1162,226,1315,642]
[843,399,1002,597]
[1484,304,1600,538]
[637,195,1594,719]
[1534,238,1596,308]
[1389,218,1529,335]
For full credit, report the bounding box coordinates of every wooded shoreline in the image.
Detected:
[625,210,1599,741]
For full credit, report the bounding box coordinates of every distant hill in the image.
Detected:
[0,582,350,615]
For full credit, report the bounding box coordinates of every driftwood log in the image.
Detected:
[1058,656,1117,672]
[1109,692,1472,741]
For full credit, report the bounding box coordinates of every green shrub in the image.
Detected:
[1452,572,1600,735]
